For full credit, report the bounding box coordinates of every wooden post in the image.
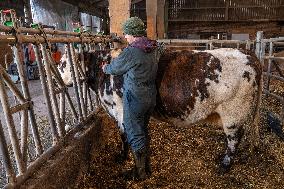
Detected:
[157,0,166,39]
[146,0,158,39]
[109,0,131,36]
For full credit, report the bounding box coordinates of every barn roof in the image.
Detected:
[61,0,109,17]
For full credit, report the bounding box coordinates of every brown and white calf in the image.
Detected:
[86,48,262,172]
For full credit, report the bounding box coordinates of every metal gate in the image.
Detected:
[0,16,114,187]
[255,31,284,125]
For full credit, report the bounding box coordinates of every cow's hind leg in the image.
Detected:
[220,122,244,173]
[114,120,129,163]
[115,131,129,163]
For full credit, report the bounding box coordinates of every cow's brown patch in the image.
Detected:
[155,50,222,119]
[113,76,124,98]
[243,71,251,82]
[86,50,113,96]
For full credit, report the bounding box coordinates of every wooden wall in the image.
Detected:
[119,0,284,39]
[168,0,284,21]
[167,0,284,39]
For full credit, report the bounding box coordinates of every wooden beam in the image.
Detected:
[157,0,165,39]
[132,0,144,4]
[146,0,157,39]
[109,0,131,35]
[78,2,106,17]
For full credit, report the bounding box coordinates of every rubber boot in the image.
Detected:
[145,148,152,176]
[123,148,148,181]
[133,147,147,180]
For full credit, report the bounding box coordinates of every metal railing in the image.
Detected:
[0,22,115,188]
[255,31,284,123]
[157,38,254,50]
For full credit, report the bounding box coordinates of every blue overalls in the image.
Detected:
[103,46,158,152]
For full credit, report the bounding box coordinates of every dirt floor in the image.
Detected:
[76,79,284,189]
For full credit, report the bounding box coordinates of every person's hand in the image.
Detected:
[101,63,107,71]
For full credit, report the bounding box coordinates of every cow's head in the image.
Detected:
[85,49,114,95]
[59,52,68,73]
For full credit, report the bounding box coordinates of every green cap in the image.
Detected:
[122,17,146,37]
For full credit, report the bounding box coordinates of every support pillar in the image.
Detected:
[146,0,157,39]
[146,0,166,39]
[109,0,131,36]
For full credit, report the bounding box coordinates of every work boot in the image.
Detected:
[145,149,152,176]
[123,147,148,181]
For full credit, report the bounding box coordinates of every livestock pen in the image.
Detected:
[0,24,283,189]
[0,17,115,188]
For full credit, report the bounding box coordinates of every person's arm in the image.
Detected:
[103,48,136,75]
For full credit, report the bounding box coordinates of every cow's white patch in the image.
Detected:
[58,53,73,86]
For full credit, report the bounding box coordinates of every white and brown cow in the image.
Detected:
[86,47,263,172]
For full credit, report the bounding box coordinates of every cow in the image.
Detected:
[87,47,263,172]
[58,47,73,86]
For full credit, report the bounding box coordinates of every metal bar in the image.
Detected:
[41,44,65,138]
[255,31,263,59]
[13,95,22,124]
[167,5,284,9]
[20,109,29,165]
[13,45,43,156]
[166,45,207,48]
[59,92,66,128]
[262,37,284,43]
[263,89,284,102]
[54,87,66,95]
[49,63,78,120]
[33,44,59,143]
[263,72,284,82]
[0,66,25,103]
[0,34,113,44]
[0,120,16,185]
[265,42,274,94]
[274,42,284,45]
[10,102,31,114]
[246,40,251,50]
[0,25,110,38]
[79,45,88,115]
[157,39,251,44]
[264,56,284,60]
[209,42,214,50]
[67,43,83,121]
[71,44,86,118]
[0,72,26,174]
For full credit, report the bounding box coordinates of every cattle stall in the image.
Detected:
[0,19,115,188]
[75,35,284,188]
[258,33,284,131]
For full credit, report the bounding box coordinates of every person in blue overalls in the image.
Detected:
[102,17,158,180]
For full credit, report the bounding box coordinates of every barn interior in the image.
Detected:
[0,0,284,188]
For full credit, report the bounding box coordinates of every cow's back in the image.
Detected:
[154,48,261,126]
